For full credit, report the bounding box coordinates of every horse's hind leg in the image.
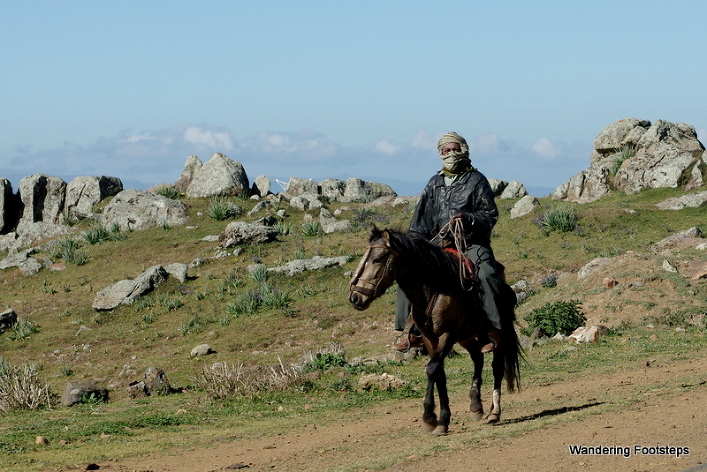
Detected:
[423,333,455,435]
[460,339,484,421]
[486,350,505,423]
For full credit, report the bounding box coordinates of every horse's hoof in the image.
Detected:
[469,410,484,422]
[431,425,448,435]
[422,420,438,432]
[485,413,500,424]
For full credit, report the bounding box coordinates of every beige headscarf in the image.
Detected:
[437,132,469,154]
[437,132,473,175]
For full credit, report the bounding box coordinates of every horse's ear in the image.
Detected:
[369,223,381,242]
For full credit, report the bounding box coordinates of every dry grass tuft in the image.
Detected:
[0,358,53,414]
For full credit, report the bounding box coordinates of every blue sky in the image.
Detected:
[2,1,705,196]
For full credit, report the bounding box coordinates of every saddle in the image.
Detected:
[443,247,476,279]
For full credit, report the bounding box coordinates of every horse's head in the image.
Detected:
[347,225,400,311]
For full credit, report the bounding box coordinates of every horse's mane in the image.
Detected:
[376,228,466,292]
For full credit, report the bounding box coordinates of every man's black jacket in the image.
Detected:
[409,169,498,248]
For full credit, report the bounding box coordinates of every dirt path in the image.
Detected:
[101,356,707,472]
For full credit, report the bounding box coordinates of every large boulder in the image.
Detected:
[17,174,66,233]
[65,175,123,218]
[341,177,396,203]
[173,155,203,191]
[101,189,189,231]
[185,153,249,198]
[554,119,706,203]
[0,178,18,234]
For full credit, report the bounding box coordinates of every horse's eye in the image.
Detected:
[372,256,385,264]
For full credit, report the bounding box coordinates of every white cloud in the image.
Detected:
[374,139,399,155]
[411,130,437,150]
[532,137,560,159]
[183,127,233,150]
[470,134,501,154]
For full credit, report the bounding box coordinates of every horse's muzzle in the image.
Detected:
[347,289,370,311]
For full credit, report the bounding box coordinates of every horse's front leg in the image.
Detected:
[423,332,455,435]
[486,350,505,423]
[459,339,485,421]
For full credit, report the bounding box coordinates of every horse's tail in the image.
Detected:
[501,284,524,393]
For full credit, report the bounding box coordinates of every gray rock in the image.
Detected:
[190,344,213,357]
[0,308,17,333]
[218,222,278,248]
[499,180,527,199]
[251,175,271,197]
[17,174,66,233]
[165,263,189,282]
[0,178,17,234]
[186,153,249,198]
[101,189,189,231]
[341,177,396,203]
[61,381,108,407]
[65,175,123,218]
[284,177,319,199]
[487,178,508,196]
[174,155,203,191]
[92,265,169,310]
[268,255,351,276]
[577,257,614,279]
[510,195,539,218]
[655,191,707,210]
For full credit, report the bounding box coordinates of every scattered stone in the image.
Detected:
[61,381,109,407]
[568,325,609,344]
[358,373,407,391]
[267,255,351,276]
[191,344,214,357]
[0,308,18,333]
[35,436,49,445]
[662,260,679,273]
[577,257,614,279]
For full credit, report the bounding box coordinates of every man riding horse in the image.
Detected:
[393,131,504,354]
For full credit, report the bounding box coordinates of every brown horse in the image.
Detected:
[348,225,522,435]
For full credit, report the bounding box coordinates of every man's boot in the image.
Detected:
[481,329,502,354]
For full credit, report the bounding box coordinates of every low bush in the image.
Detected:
[523,300,586,337]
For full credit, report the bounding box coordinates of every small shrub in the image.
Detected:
[302,221,322,237]
[195,360,300,399]
[207,197,241,221]
[249,265,269,282]
[51,238,90,265]
[275,221,293,236]
[523,300,586,337]
[156,185,181,199]
[0,357,53,413]
[540,273,558,288]
[84,224,125,244]
[538,206,579,233]
[610,144,635,175]
[8,319,39,341]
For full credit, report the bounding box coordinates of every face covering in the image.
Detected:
[440,150,471,174]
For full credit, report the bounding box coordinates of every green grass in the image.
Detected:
[0,185,705,470]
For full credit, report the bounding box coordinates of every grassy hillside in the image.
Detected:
[0,186,705,471]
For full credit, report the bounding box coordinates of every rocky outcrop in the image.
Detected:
[0,178,18,234]
[185,153,249,198]
[174,155,202,192]
[17,174,67,233]
[554,119,706,203]
[101,189,189,231]
[65,175,123,219]
[284,177,397,203]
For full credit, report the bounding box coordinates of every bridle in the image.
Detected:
[348,245,395,299]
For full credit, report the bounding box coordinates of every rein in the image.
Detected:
[436,219,476,291]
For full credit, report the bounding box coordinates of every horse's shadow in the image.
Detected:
[496,401,605,425]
